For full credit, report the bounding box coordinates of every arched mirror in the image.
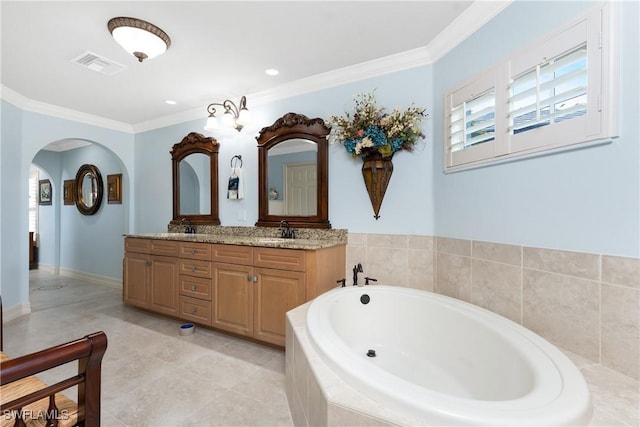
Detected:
[256,112,330,228]
[171,132,220,225]
[75,164,103,216]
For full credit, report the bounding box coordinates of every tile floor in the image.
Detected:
[2,270,293,427]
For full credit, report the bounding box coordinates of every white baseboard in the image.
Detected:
[57,268,122,289]
[3,302,31,322]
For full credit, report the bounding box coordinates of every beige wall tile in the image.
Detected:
[408,235,435,251]
[523,269,600,360]
[472,241,522,266]
[367,233,408,249]
[347,232,367,247]
[523,247,600,280]
[471,259,522,323]
[367,247,408,286]
[602,255,640,289]
[346,245,367,282]
[601,284,640,379]
[436,237,471,256]
[408,249,435,291]
[435,253,471,302]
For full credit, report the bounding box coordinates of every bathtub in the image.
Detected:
[305,285,591,426]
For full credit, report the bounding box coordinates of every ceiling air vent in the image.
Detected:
[71,51,127,76]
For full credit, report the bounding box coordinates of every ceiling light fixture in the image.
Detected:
[204,96,251,132]
[107,17,171,62]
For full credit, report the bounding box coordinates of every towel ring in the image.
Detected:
[231,155,242,168]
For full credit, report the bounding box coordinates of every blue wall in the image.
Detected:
[433,1,639,257]
[134,65,435,234]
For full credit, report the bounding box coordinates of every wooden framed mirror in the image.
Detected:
[171,132,220,225]
[75,164,103,216]
[256,112,331,229]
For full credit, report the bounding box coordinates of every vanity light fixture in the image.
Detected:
[107,17,171,62]
[204,96,251,132]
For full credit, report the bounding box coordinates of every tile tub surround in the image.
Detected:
[286,300,640,427]
[346,233,639,381]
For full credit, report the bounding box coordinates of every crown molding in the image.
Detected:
[427,0,512,62]
[3,0,513,134]
[1,84,134,133]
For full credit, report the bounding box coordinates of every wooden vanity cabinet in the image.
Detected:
[123,238,179,316]
[124,237,345,347]
[178,241,213,326]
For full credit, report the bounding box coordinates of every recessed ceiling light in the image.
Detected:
[265,68,279,76]
[165,100,176,105]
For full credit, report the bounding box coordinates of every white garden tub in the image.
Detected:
[305,285,591,426]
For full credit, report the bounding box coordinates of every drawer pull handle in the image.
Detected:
[253,276,258,283]
[191,266,196,272]
[191,285,197,291]
[246,275,251,281]
[191,249,196,255]
[191,307,197,314]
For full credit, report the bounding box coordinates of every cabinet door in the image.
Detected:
[149,255,179,316]
[254,267,305,346]
[213,263,254,336]
[122,252,151,308]
[123,252,150,308]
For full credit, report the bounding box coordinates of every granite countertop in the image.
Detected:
[125,232,346,250]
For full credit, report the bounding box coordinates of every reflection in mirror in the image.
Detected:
[267,139,317,216]
[75,164,103,216]
[179,153,211,215]
[171,132,219,226]
[256,112,330,229]
[82,172,97,208]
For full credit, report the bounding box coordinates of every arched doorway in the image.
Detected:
[28,138,130,300]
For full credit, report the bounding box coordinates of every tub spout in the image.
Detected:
[352,263,363,286]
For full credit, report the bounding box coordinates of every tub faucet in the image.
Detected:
[352,263,363,286]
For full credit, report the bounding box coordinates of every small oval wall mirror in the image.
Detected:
[75,164,103,215]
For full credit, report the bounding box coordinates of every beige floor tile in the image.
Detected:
[2,270,291,427]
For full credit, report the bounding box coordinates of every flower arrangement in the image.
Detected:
[326,92,427,159]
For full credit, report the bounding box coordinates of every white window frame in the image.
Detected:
[444,2,618,172]
[29,170,39,233]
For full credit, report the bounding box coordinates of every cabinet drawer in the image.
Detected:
[254,247,305,272]
[211,244,253,265]
[150,240,180,257]
[125,238,151,254]
[179,242,212,260]
[179,275,212,301]
[179,296,212,326]
[179,259,212,278]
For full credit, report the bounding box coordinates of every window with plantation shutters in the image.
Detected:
[509,45,587,136]
[444,2,617,171]
[450,90,496,152]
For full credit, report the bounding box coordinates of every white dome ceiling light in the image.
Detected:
[107,17,171,63]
